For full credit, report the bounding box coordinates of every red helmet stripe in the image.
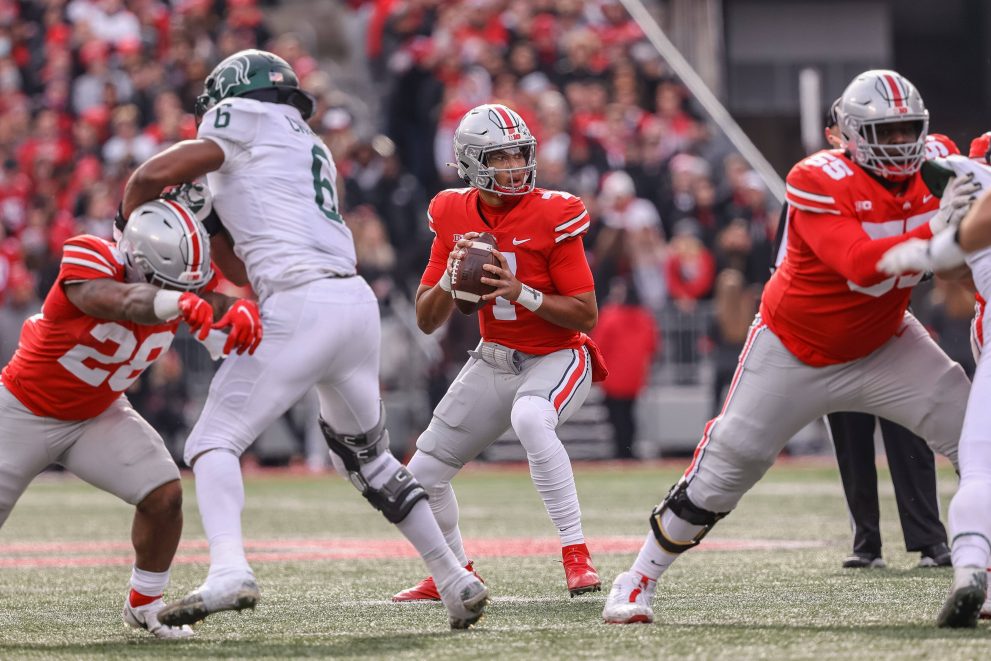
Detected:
[493,105,517,136]
[883,74,905,109]
[160,198,202,271]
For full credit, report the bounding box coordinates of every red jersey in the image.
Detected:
[421,187,594,355]
[762,150,938,366]
[1,235,179,420]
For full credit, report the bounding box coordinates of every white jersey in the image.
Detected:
[198,97,356,300]
[937,156,991,298]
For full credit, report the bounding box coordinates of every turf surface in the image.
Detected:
[0,461,985,659]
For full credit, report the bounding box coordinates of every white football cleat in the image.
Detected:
[123,597,194,639]
[602,571,656,624]
[438,570,489,630]
[157,574,260,628]
[936,567,987,628]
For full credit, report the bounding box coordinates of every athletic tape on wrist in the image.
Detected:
[438,269,453,292]
[153,290,182,321]
[516,284,543,312]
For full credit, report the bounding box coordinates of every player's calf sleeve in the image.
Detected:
[193,450,251,578]
[407,451,469,566]
[949,480,991,568]
[511,396,584,546]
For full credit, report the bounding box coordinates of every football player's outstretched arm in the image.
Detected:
[123,139,249,286]
[122,140,225,216]
[65,279,180,325]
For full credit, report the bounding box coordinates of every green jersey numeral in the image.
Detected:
[310,145,343,224]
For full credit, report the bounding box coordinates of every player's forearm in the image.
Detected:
[122,140,224,216]
[958,189,991,253]
[798,212,932,286]
[415,284,455,334]
[66,280,163,324]
[528,293,597,333]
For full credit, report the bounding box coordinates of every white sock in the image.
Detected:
[193,450,252,582]
[631,508,705,581]
[512,396,584,546]
[949,479,991,568]
[130,566,169,598]
[407,451,469,566]
[359,451,464,586]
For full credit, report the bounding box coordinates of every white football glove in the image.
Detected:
[162,182,214,224]
[877,230,967,276]
[929,172,982,235]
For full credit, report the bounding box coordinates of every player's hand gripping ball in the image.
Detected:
[450,232,499,314]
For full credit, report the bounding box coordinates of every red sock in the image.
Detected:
[129,589,160,607]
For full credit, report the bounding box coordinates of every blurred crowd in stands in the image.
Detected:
[0,0,973,462]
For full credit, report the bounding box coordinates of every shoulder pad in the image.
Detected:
[785,151,855,215]
[197,98,263,148]
[547,193,589,243]
[61,235,124,280]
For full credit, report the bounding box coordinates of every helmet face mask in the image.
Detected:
[837,70,929,181]
[196,49,314,120]
[454,104,537,196]
[119,199,213,292]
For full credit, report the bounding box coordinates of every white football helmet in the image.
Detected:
[453,103,537,195]
[118,199,213,291]
[836,70,929,180]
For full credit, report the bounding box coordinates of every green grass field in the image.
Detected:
[0,461,986,659]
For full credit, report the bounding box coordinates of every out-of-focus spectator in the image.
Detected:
[665,219,715,308]
[592,276,657,459]
[593,170,666,306]
[102,104,157,175]
[710,268,758,415]
[0,264,39,365]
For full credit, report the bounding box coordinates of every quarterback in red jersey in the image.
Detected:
[393,103,606,602]
[0,200,261,639]
[603,70,976,625]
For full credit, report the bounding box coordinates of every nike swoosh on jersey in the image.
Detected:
[512,237,531,245]
[923,194,933,203]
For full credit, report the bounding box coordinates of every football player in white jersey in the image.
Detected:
[878,155,991,627]
[116,49,487,630]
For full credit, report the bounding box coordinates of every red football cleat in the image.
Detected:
[562,543,601,596]
[392,562,480,602]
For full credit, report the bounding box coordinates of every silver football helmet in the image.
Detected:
[836,69,929,180]
[453,103,537,195]
[118,199,213,291]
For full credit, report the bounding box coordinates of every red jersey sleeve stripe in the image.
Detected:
[785,199,841,215]
[555,209,588,232]
[555,220,591,243]
[61,257,116,276]
[63,245,113,268]
[785,184,835,205]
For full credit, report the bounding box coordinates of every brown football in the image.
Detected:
[451,232,499,315]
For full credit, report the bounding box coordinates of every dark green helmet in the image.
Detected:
[195,49,315,120]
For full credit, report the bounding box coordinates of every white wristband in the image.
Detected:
[153,289,182,321]
[516,284,543,312]
[438,269,453,292]
[929,227,968,271]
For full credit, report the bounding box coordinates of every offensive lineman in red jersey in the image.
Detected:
[392,103,607,601]
[602,69,979,624]
[0,201,261,638]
